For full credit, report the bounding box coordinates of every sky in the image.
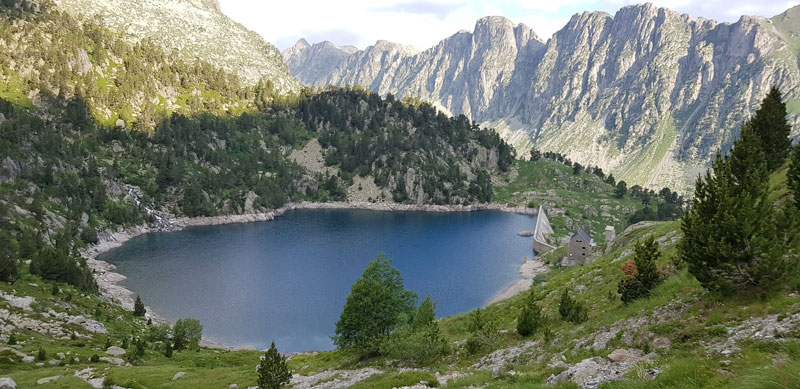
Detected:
[217,0,800,52]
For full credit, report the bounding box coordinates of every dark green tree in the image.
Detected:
[633,235,661,291]
[750,87,792,170]
[529,147,541,161]
[257,342,292,389]
[517,293,545,337]
[558,289,588,323]
[789,145,800,209]
[0,233,18,283]
[133,295,146,317]
[333,254,417,354]
[679,124,791,294]
[615,181,628,198]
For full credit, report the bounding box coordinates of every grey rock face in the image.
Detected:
[51,0,300,91]
[285,5,800,191]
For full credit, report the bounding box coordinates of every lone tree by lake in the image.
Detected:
[333,253,417,356]
[257,342,292,389]
[133,295,146,317]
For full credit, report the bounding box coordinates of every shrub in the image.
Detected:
[618,277,648,304]
[517,293,546,337]
[37,347,46,361]
[618,236,664,304]
[464,308,498,353]
[90,354,100,363]
[7,334,16,345]
[380,296,449,364]
[559,289,588,324]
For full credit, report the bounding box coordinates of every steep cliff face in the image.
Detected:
[285,16,545,124]
[284,5,800,191]
[282,39,359,85]
[50,0,301,91]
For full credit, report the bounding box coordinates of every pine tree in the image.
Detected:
[615,181,628,198]
[679,124,789,294]
[517,293,545,337]
[133,295,146,317]
[789,145,800,209]
[558,289,574,320]
[257,342,292,389]
[0,233,18,283]
[750,87,792,170]
[558,289,588,323]
[633,235,661,291]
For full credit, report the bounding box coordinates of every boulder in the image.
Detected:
[22,356,34,363]
[0,377,15,389]
[56,352,66,360]
[607,348,641,363]
[37,376,63,385]
[48,359,61,366]
[105,346,126,357]
[99,357,125,366]
[172,372,186,381]
[652,337,672,350]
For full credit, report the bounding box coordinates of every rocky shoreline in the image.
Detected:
[81,201,539,349]
[486,259,551,305]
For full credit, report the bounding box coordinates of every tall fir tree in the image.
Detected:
[257,342,292,389]
[750,87,792,170]
[679,124,789,293]
[789,145,800,209]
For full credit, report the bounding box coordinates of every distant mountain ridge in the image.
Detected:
[284,4,800,191]
[50,0,300,91]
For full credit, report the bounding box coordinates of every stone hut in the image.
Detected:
[565,229,594,266]
[604,225,616,243]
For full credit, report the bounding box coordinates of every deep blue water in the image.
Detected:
[100,209,536,352]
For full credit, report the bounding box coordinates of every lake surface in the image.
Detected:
[100,209,536,352]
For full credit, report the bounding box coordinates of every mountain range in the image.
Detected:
[283,3,800,191]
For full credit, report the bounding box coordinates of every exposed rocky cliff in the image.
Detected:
[284,4,800,191]
[50,0,300,91]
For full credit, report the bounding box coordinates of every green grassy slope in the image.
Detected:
[494,159,646,241]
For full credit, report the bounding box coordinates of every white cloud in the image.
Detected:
[217,0,799,51]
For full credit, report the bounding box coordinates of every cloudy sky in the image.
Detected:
[217,0,799,51]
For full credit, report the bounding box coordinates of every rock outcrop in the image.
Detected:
[284,4,800,191]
